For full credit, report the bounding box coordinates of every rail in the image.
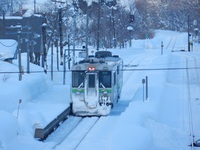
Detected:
[34,106,71,141]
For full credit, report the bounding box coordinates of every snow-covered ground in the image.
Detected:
[0,30,200,150]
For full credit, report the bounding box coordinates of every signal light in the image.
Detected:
[88,67,96,71]
[130,15,134,23]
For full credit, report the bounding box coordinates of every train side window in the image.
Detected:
[72,71,84,87]
[99,71,111,88]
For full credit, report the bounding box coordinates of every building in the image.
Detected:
[0,10,44,64]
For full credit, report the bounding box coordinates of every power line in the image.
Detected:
[0,67,199,74]
[122,67,200,71]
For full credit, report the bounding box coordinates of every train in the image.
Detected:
[70,51,123,116]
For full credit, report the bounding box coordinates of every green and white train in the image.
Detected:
[71,51,123,116]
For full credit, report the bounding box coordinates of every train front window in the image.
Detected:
[88,74,95,88]
[99,71,111,88]
[72,71,84,87]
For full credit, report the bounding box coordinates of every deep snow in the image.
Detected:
[0,30,200,150]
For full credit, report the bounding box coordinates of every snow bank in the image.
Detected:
[0,73,51,112]
[0,110,18,149]
[111,110,153,150]
[0,39,17,60]
[0,56,52,112]
[14,109,47,137]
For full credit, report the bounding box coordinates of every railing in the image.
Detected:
[34,106,71,141]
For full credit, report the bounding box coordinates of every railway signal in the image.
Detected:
[130,14,134,23]
[17,99,22,119]
[142,76,149,102]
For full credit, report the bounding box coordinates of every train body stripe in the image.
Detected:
[72,89,84,93]
[71,88,112,93]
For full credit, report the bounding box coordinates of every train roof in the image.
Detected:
[79,51,122,63]
[72,51,123,71]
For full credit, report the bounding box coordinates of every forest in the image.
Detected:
[0,0,200,49]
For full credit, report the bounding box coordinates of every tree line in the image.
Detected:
[0,0,200,49]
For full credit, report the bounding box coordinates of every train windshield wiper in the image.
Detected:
[100,83,106,89]
[78,82,83,88]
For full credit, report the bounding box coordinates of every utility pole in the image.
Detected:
[42,14,47,73]
[2,10,5,38]
[51,41,53,81]
[67,34,71,69]
[188,14,190,52]
[10,0,13,15]
[34,0,36,13]
[56,38,59,70]
[72,1,78,64]
[72,12,76,65]
[112,7,116,48]
[17,26,22,81]
[58,7,63,65]
[86,8,89,57]
[97,0,100,51]
[27,27,31,74]
[63,49,66,85]
[30,32,34,63]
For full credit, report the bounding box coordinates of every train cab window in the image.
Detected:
[99,71,111,88]
[88,74,95,88]
[72,71,84,87]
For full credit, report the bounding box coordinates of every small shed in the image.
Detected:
[0,39,18,62]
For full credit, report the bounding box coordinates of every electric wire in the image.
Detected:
[0,66,200,74]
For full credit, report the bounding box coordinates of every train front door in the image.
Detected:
[84,72,99,109]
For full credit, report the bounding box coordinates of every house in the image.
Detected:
[0,11,44,65]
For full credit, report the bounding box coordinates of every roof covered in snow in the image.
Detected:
[0,39,18,61]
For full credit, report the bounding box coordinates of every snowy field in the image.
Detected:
[0,30,200,150]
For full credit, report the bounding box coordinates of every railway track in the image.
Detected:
[166,36,177,50]
[34,106,100,149]
[51,116,100,150]
[45,116,83,147]
[185,54,200,149]
[186,58,195,149]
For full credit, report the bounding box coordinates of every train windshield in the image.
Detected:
[88,74,95,88]
[72,71,85,87]
[99,71,111,88]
